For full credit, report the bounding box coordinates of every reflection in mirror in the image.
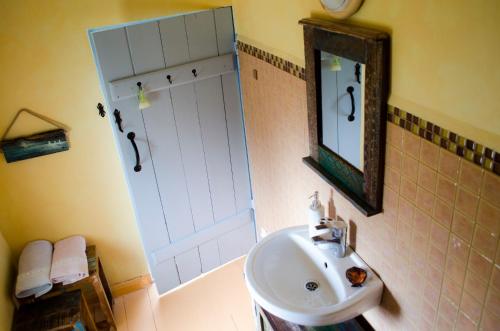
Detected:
[320,52,364,171]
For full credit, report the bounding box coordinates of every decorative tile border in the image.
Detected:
[237,40,500,176]
[388,108,499,174]
[237,41,306,80]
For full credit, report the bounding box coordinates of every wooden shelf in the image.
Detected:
[14,246,116,331]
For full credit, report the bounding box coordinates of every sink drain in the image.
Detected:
[305,281,319,292]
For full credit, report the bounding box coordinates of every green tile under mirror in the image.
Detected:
[318,146,364,199]
[303,156,378,216]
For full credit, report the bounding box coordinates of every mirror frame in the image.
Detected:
[300,18,389,216]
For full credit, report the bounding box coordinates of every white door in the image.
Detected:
[90,8,255,293]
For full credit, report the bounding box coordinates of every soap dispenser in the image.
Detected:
[308,191,325,237]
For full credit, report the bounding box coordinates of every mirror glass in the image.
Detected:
[319,51,364,171]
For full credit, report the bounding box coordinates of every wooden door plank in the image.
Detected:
[214,7,235,55]
[185,11,218,61]
[174,248,202,283]
[195,77,236,221]
[218,216,255,264]
[122,288,157,331]
[198,239,220,273]
[320,52,339,154]
[126,21,165,74]
[337,58,362,169]
[153,258,180,294]
[142,90,194,242]
[111,99,170,252]
[221,73,252,212]
[159,16,190,67]
[92,28,134,82]
[170,83,214,231]
[152,209,252,263]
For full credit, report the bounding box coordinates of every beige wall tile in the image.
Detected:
[459,161,484,195]
[416,186,436,215]
[385,166,401,192]
[437,175,458,205]
[472,225,498,260]
[456,188,480,218]
[413,208,432,237]
[429,244,447,267]
[438,296,459,324]
[484,286,500,317]
[434,199,454,229]
[431,222,450,252]
[456,311,478,331]
[482,172,500,208]
[448,234,470,264]
[436,313,455,331]
[476,200,500,236]
[403,130,421,160]
[445,256,467,285]
[420,140,440,170]
[439,150,461,181]
[401,154,419,183]
[452,211,475,243]
[442,278,463,306]
[418,164,438,193]
[387,122,404,150]
[400,176,418,202]
[468,249,493,282]
[387,145,403,171]
[460,291,483,325]
[491,265,500,291]
[464,271,488,302]
[480,308,500,331]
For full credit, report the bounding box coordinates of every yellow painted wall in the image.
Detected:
[0,230,13,330]
[232,0,500,151]
[0,0,230,285]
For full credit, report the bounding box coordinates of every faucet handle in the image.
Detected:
[314,223,329,231]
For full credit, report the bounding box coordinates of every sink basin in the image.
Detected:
[244,226,383,326]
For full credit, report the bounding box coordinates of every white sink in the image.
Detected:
[244,226,383,326]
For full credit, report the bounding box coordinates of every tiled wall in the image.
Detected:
[238,50,500,330]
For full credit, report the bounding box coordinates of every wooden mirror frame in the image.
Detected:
[300,18,389,216]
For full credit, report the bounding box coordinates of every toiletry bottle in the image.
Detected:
[308,191,325,237]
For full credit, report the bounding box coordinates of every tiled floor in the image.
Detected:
[113,257,255,331]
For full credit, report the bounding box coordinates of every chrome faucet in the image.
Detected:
[311,217,347,258]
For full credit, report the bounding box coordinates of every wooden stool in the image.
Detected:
[12,290,97,331]
[14,246,116,330]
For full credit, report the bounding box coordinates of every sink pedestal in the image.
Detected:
[257,305,374,331]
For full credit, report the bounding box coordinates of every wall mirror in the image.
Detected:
[300,18,389,216]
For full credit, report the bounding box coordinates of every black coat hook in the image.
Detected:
[97,103,105,117]
[355,63,361,84]
[347,86,355,122]
[192,69,197,77]
[167,75,172,84]
[113,109,123,132]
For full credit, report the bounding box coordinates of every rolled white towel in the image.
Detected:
[50,235,89,285]
[15,240,53,298]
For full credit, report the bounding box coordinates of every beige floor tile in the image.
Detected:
[113,296,129,331]
[123,288,157,331]
[116,257,254,331]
